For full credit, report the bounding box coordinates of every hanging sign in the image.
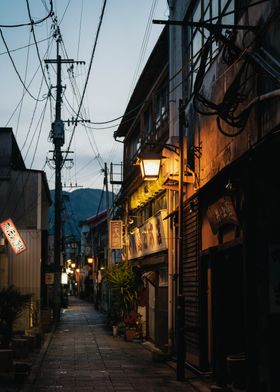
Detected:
[128,210,167,260]
[207,196,239,234]
[0,218,27,255]
[109,220,123,249]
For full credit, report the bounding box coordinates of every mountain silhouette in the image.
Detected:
[49,188,113,238]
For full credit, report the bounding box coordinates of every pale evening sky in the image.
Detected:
[0,0,168,191]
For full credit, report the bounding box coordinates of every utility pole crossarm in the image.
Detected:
[153,19,257,31]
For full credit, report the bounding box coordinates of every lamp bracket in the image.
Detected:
[144,142,180,155]
[192,145,202,159]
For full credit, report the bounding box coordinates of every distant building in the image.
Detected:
[79,210,108,309]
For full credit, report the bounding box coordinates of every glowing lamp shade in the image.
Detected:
[61,272,68,284]
[71,262,76,268]
[87,257,93,264]
[140,154,161,181]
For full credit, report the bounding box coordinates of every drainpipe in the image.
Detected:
[168,189,174,354]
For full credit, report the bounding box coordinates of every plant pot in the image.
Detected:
[112,325,118,337]
[125,328,137,341]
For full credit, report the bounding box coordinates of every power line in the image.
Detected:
[26,0,52,92]
[0,28,47,102]
[15,30,32,137]
[0,36,50,56]
[65,0,107,160]
[126,0,158,103]
[0,0,53,28]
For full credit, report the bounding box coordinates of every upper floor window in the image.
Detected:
[155,83,169,129]
[125,125,141,162]
[184,0,234,98]
[144,106,152,137]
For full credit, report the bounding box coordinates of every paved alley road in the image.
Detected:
[23,297,197,392]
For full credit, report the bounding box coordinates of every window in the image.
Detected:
[155,83,169,129]
[144,107,152,137]
[184,0,235,98]
[125,126,141,162]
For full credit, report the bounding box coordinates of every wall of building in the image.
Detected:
[7,229,42,331]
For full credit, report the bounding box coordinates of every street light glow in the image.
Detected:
[140,154,161,181]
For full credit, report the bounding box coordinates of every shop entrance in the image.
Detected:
[148,281,156,341]
[211,244,245,385]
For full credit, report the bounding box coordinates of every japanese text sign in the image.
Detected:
[0,218,27,255]
[109,220,123,249]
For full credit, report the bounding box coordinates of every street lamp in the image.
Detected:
[139,152,162,181]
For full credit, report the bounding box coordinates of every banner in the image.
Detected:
[128,210,167,260]
[0,218,27,255]
[109,220,123,249]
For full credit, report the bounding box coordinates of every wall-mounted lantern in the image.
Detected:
[139,152,162,181]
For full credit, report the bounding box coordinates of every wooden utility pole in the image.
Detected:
[45,29,74,323]
[104,163,111,267]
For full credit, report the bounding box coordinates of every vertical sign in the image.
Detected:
[0,218,27,255]
[109,220,123,249]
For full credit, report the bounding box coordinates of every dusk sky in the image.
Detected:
[0,0,168,191]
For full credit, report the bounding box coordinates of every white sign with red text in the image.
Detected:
[0,218,27,255]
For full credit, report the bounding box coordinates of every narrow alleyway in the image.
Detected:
[23,297,197,392]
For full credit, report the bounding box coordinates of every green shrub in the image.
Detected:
[0,286,32,348]
[104,262,143,325]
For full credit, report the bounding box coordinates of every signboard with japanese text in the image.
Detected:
[207,196,239,234]
[128,210,167,260]
[45,272,54,285]
[0,218,27,255]
[269,245,280,314]
[109,220,123,249]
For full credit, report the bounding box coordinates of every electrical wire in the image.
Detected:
[76,0,84,60]
[15,30,32,137]
[26,0,52,92]
[64,0,107,163]
[0,0,53,28]
[0,36,50,56]
[126,0,158,103]
[0,28,47,102]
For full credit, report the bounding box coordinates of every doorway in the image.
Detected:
[211,244,245,385]
[148,281,156,341]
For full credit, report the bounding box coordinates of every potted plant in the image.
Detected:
[124,310,143,341]
[104,262,144,334]
[0,286,32,349]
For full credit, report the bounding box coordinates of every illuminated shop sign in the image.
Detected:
[0,218,27,255]
[109,220,123,249]
[128,210,167,260]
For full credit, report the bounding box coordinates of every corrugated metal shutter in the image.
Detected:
[183,197,200,366]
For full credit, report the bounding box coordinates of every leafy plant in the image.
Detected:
[0,286,32,348]
[104,262,144,325]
